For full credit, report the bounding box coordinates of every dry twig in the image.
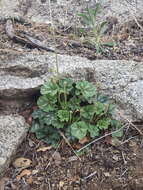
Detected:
[5,20,55,52]
[58,130,81,160]
[118,112,143,136]
[77,124,127,153]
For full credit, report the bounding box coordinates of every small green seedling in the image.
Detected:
[31,78,123,147]
[78,3,114,54]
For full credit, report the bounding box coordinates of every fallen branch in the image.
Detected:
[118,112,143,136]
[58,130,81,160]
[5,20,55,52]
[0,15,31,25]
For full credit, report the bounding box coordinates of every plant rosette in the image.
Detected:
[31,78,123,147]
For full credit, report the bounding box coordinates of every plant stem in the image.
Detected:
[64,83,67,107]
[48,0,59,75]
[58,92,62,107]
[69,111,72,124]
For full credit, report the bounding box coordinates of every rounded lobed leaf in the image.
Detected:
[87,124,99,138]
[111,120,123,137]
[37,95,57,112]
[68,97,81,111]
[96,118,111,129]
[59,78,73,93]
[71,121,88,140]
[94,102,105,115]
[80,105,95,120]
[76,81,96,100]
[40,80,59,96]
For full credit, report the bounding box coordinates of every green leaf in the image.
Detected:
[52,119,65,129]
[111,120,123,137]
[40,80,59,96]
[78,13,92,26]
[43,131,61,147]
[96,118,111,129]
[31,121,41,133]
[94,102,105,115]
[111,120,121,128]
[87,124,99,138]
[37,95,57,112]
[97,94,108,103]
[40,112,56,126]
[59,78,73,92]
[112,130,123,138]
[57,110,70,122]
[65,126,77,141]
[32,109,47,119]
[103,41,115,47]
[83,4,101,26]
[79,28,85,34]
[41,127,61,146]
[97,21,107,34]
[69,97,81,111]
[80,105,95,120]
[107,104,115,114]
[36,131,47,139]
[76,81,96,100]
[89,3,100,18]
[71,121,88,140]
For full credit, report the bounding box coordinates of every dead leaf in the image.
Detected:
[13,157,32,169]
[37,146,52,152]
[79,136,89,144]
[53,152,62,166]
[0,177,9,190]
[104,136,112,145]
[68,175,80,183]
[26,176,33,184]
[16,169,31,181]
[111,137,121,146]
[72,143,82,149]
[26,115,32,125]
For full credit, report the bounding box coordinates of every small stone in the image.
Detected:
[0,115,29,177]
[0,158,6,166]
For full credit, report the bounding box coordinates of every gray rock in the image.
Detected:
[0,115,29,177]
[0,0,20,18]
[0,53,143,120]
[25,0,143,25]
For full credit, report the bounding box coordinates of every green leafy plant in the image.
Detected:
[78,3,114,54]
[31,78,123,147]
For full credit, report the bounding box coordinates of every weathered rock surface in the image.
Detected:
[0,115,29,177]
[0,53,143,120]
[0,0,143,25]
[0,0,19,18]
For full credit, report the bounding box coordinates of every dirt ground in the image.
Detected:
[1,15,143,190]
[0,16,143,62]
[3,123,143,190]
